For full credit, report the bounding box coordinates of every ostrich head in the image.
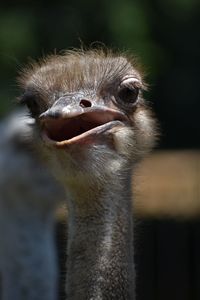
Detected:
[18,49,156,187]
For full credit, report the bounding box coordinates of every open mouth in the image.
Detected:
[40,108,127,147]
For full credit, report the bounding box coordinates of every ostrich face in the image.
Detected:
[19,50,155,182]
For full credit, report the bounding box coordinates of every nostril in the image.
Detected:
[79,99,92,108]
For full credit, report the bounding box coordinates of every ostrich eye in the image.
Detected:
[20,92,41,117]
[118,86,139,104]
[117,78,140,106]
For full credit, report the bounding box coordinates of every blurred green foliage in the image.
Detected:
[0,0,199,148]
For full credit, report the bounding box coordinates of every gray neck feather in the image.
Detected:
[0,119,62,300]
[0,215,58,300]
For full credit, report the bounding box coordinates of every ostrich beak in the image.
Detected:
[39,105,128,147]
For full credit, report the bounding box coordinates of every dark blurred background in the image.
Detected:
[0,1,200,300]
[0,0,200,149]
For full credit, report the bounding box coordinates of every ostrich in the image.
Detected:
[0,49,156,300]
[0,110,65,300]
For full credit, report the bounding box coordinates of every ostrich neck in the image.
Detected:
[0,211,58,300]
[66,170,135,300]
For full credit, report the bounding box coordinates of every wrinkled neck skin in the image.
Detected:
[63,155,135,300]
